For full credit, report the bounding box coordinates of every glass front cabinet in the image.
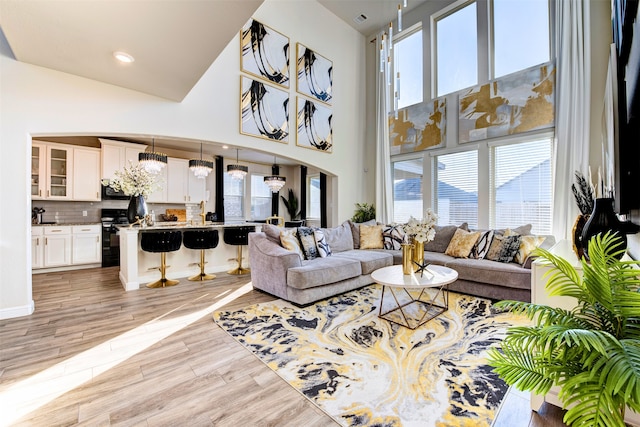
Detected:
[32,142,73,200]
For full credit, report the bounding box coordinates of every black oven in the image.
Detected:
[101,208,129,267]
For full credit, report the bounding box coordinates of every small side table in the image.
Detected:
[371,264,458,329]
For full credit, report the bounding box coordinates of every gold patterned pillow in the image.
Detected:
[514,235,545,265]
[359,224,384,249]
[280,228,304,259]
[445,228,481,258]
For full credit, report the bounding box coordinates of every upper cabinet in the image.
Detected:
[32,142,73,200]
[73,147,101,201]
[99,139,147,180]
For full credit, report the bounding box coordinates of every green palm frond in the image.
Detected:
[490,233,640,426]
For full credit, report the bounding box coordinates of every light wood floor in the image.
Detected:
[0,267,567,426]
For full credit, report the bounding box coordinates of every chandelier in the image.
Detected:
[227,148,248,180]
[139,138,167,174]
[380,1,408,119]
[189,142,213,179]
[264,157,286,192]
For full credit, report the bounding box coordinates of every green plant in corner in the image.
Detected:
[351,203,376,223]
[281,189,301,221]
[488,232,640,427]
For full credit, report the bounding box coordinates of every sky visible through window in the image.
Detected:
[395,30,423,109]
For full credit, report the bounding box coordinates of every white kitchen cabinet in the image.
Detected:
[99,138,147,180]
[73,147,101,201]
[72,225,101,265]
[32,142,73,200]
[164,158,207,204]
[31,227,44,269]
[146,165,168,203]
[43,226,72,267]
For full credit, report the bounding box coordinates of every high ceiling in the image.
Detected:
[0,0,425,162]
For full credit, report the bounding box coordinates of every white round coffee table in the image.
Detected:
[371,264,458,329]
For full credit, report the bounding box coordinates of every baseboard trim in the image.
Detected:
[0,300,35,319]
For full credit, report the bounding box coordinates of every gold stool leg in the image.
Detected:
[147,252,180,288]
[188,249,216,281]
[228,245,250,275]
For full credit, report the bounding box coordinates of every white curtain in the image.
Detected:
[375,33,393,224]
[552,0,591,239]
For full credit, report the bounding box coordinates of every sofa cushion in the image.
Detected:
[423,251,458,266]
[348,219,376,249]
[321,222,354,253]
[486,234,522,263]
[287,256,362,289]
[360,224,384,249]
[424,223,469,253]
[445,228,481,258]
[314,229,332,258]
[280,228,304,259]
[263,223,286,244]
[444,258,531,290]
[297,227,319,260]
[382,224,406,250]
[334,250,393,275]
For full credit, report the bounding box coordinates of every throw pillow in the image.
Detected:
[359,224,384,249]
[279,228,304,259]
[321,221,354,253]
[445,228,481,258]
[382,224,406,250]
[424,223,469,253]
[470,230,494,259]
[514,235,546,265]
[348,219,377,249]
[313,229,332,258]
[486,234,522,263]
[297,227,319,260]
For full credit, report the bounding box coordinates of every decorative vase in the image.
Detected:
[127,195,148,224]
[581,198,626,260]
[412,240,425,272]
[401,243,413,275]
[571,214,588,259]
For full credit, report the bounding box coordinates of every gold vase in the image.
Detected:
[412,240,425,272]
[401,243,413,275]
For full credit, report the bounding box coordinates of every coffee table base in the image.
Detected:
[379,284,449,329]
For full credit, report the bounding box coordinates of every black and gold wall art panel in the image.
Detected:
[389,98,447,154]
[241,19,290,87]
[458,62,555,143]
[296,96,332,153]
[296,43,333,104]
[240,76,289,143]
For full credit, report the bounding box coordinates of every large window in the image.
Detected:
[491,138,552,234]
[435,150,478,228]
[435,1,477,96]
[308,175,321,220]
[250,174,272,220]
[394,28,423,109]
[493,0,550,78]
[223,173,244,219]
[393,159,423,223]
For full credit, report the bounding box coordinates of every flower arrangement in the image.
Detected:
[102,161,160,198]
[403,208,438,243]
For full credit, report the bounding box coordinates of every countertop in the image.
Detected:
[117,221,263,232]
[32,222,101,227]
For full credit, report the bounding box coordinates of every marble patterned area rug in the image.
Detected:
[213,285,529,427]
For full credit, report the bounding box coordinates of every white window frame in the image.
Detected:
[307,174,321,221]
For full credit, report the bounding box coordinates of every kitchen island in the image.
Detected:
[118,222,261,290]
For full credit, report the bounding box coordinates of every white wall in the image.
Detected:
[0,0,368,318]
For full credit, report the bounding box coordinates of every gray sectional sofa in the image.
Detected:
[248,221,555,306]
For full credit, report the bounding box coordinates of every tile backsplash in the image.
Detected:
[31,200,199,224]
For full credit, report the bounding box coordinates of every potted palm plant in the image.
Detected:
[488,232,640,426]
[281,189,303,226]
[351,202,375,223]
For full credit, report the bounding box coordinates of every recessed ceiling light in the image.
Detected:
[113,51,135,63]
[222,145,229,149]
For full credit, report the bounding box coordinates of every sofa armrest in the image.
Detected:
[248,232,302,299]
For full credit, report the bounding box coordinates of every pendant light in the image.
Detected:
[139,138,167,174]
[189,142,214,179]
[227,148,248,180]
[264,157,286,192]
